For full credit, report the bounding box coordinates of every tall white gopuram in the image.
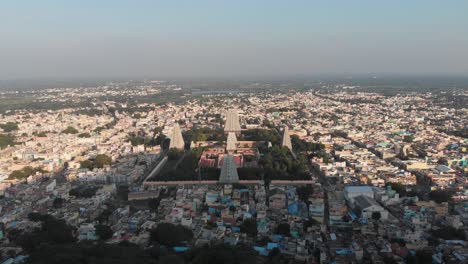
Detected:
[219,154,239,184]
[224,109,241,135]
[169,123,185,150]
[281,125,293,151]
[226,132,237,153]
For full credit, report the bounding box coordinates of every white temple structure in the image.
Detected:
[281,126,293,151]
[169,123,185,150]
[226,132,237,153]
[224,109,241,135]
[219,154,239,184]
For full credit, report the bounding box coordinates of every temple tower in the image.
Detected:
[281,125,293,151]
[224,109,241,136]
[219,154,239,184]
[169,123,185,150]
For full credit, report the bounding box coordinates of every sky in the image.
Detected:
[1,0,467,79]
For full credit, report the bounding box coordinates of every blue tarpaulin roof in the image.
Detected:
[173,247,190,252]
[267,242,279,250]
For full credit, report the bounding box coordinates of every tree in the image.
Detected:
[167,148,182,160]
[372,212,381,221]
[80,160,94,170]
[53,197,65,208]
[28,212,47,222]
[240,218,257,237]
[296,186,313,203]
[148,198,160,211]
[275,223,290,236]
[431,226,465,240]
[95,224,113,241]
[0,134,16,149]
[429,190,452,203]
[94,154,112,168]
[407,249,433,264]
[0,122,19,132]
[8,166,46,180]
[387,182,407,197]
[150,223,193,246]
[62,126,79,134]
[190,244,257,264]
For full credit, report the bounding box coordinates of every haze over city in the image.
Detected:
[1,0,468,79]
[0,1,467,264]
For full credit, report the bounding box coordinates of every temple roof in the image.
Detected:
[224,109,241,133]
[226,132,237,152]
[219,154,239,184]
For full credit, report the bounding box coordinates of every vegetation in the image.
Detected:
[428,190,452,203]
[127,133,166,147]
[156,152,200,181]
[0,122,19,132]
[259,146,310,181]
[291,135,324,152]
[167,148,183,160]
[14,214,76,253]
[275,223,291,236]
[242,129,279,145]
[95,224,114,241]
[296,185,313,203]
[150,223,193,246]
[431,226,466,240]
[34,131,48,137]
[62,126,79,134]
[189,244,257,264]
[69,186,100,198]
[0,134,16,149]
[183,127,225,142]
[95,154,112,168]
[8,166,46,180]
[80,154,112,170]
[77,132,91,138]
[240,218,257,237]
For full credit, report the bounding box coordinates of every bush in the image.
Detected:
[62,126,79,134]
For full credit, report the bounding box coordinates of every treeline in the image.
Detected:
[183,127,225,142]
[8,166,47,180]
[12,215,258,264]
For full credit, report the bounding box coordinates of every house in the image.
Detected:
[353,195,388,220]
[344,186,374,203]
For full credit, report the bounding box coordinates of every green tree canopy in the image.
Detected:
[62,126,79,134]
[0,122,19,132]
[95,154,112,168]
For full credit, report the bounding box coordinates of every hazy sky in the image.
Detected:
[1,0,467,79]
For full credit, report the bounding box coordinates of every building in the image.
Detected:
[169,123,185,150]
[219,154,239,184]
[224,109,241,135]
